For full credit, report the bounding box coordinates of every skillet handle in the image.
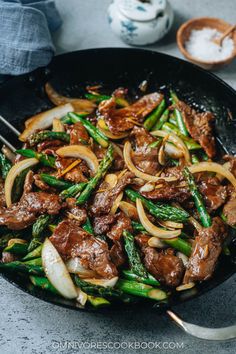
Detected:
[167,310,236,340]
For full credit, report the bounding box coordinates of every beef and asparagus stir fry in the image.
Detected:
[0,83,235,308]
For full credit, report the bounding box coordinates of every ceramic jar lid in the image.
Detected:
[116,0,167,22]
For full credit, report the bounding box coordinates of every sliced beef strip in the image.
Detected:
[68,122,89,145]
[0,191,63,230]
[184,217,228,283]
[0,178,6,208]
[110,240,126,267]
[130,126,160,175]
[223,186,236,227]
[66,198,87,225]
[99,92,163,134]
[55,157,88,183]
[107,212,132,241]
[141,179,191,203]
[135,234,184,287]
[175,101,216,158]
[37,139,64,153]
[93,214,116,235]
[90,171,134,216]
[50,219,118,279]
[198,176,227,213]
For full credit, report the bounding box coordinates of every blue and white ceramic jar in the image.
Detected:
[108,0,174,46]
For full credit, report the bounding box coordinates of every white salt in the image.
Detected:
[185,27,234,62]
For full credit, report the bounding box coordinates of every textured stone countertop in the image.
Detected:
[0,1,235,353]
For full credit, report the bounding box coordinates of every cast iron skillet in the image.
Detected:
[0,49,236,333]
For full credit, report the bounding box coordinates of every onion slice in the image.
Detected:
[42,238,77,299]
[189,162,236,190]
[158,220,183,229]
[148,237,166,248]
[83,277,118,287]
[20,103,74,142]
[119,201,139,220]
[45,82,96,113]
[98,126,129,140]
[136,199,181,239]
[66,257,96,278]
[56,145,99,175]
[151,130,191,164]
[5,158,39,207]
[110,192,123,214]
[52,118,65,132]
[123,141,177,182]
[76,287,88,306]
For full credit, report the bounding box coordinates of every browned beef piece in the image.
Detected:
[66,198,87,225]
[99,92,163,134]
[37,139,64,153]
[0,178,6,208]
[110,240,126,267]
[107,212,132,241]
[90,171,134,216]
[0,192,63,230]
[162,166,183,180]
[55,157,88,183]
[175,101,216,158]
[50,219,118,278]
[135,234,184,287]
[33,174,54,191]
[69,122,89,145]
[198,176,227,212]
[184,217,228,283]
[93,214,116,235]
[130,126,160,175]
[223,186,236,227]
[141,179,190,203]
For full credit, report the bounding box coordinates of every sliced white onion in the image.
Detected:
[148,237,166,248]
[158,220,184,229]
[136,199,181,239]
[119,201,139,220]
[176,282,195,292]
[42,238,77,299]
[99,126,129,140]
[140,182,155,193]
[5,158,39,207]
[112,143,123,158]
[110,192,123,214]
[123,141,177,182]
[158,144,167,166]
[56,145,99,175]
[105,173,118,189]
[177,252,189,267]
[76,287,88,306]
[216,161,231,182]
[83,276,118,287]
[164,142,183,159]
[151,130,191,164]
[189,161,236,190]
[20,103,74,142]
[1,145,16,163]
[65,257,97,278]
[52,118,65,132]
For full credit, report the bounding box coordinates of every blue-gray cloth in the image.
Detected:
[0,0,62,77]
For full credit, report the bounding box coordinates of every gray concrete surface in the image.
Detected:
[0,0,236,353]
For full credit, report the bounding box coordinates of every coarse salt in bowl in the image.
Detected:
[177,17,236,70]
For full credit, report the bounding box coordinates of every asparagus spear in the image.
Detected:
[122,270,160,286]
[0,261,44,275]
[30,275,59,295]
[123,230,148,278]
[183,167,212,227]
[87,295,110,308]
[28,131,70,146]
[144,99,166,131]
[191,153,200,164]
[68,112,109,148]
[23,245,42,261]
[28,215,51,252]
[40,174,73,190]
[170,91,189,136]
[125,188,189,222]
[12,169,31,204]
[85,93,128,107]
[16,149,56,168]
[4,241,28,256]
[59,182,87,199]
[0,153,12,179]
[162,123,201,150]
[82,217,94,235]
[131,221,192,256]
[24,258,42,266]
[152,108,169,131]
[61,112,89,124]
[0,233,21,251]
[74,276,122,298]
[116,279,167,301]
[76,144,114,205]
